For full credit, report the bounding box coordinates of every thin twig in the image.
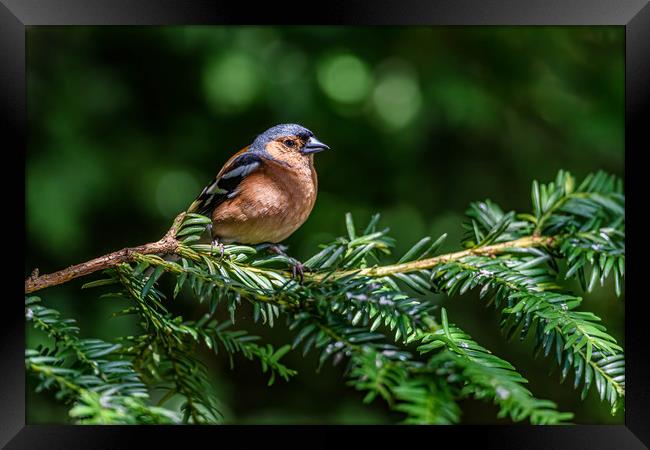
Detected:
[25,213,186,294]
[311,235,555,280]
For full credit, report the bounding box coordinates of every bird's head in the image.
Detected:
[250,123,330,165]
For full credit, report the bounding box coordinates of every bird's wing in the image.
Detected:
[187,148,263,216]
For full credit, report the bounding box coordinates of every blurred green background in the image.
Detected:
[26,26,624,424]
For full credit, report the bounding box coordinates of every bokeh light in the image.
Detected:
[317,53,372,103]
[372,61,422,130]
[203,52,262,113]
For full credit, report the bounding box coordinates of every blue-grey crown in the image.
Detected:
[250,124,314,152]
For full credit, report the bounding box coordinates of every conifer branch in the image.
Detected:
[25,214,554,294]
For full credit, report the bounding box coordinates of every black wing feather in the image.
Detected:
[188,152,263,216]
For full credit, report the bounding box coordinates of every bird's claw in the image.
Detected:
[210,239,225,259]
[291,262,305,283]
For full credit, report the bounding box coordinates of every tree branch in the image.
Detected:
[25,213,186,294]
[25,213,555,295]
[316,235,555,280]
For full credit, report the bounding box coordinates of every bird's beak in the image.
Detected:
[301,136,330,154]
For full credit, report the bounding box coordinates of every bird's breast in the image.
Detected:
[211,162,318,244]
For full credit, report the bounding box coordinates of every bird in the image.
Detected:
[187,123,330,276]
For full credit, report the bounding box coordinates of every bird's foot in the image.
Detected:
[291,261,306,284]
[264,244,308,283]
[210,239,225,259]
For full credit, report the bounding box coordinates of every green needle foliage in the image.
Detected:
[26,297,180,424]
[26,170,624,424]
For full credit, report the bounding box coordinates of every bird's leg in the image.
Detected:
[266,244,307,283]
[267,244,288,254]
[253,243,273,253]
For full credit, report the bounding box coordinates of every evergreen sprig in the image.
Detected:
[192,318,297,386]
[25,296,180,424]
[26,170,624,424]
[417,308,574,424]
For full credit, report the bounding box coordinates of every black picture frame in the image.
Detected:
[3,1,648,448]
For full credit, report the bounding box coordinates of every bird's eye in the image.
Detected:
[283,139,296,148]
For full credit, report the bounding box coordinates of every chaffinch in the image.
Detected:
[188,123,330,249]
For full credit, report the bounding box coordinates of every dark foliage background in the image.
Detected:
[26,26,624,424]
